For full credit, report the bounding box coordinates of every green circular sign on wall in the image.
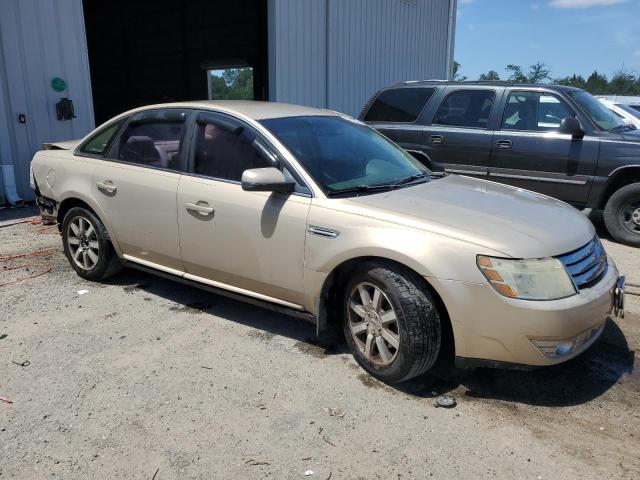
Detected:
[51,77,67,92]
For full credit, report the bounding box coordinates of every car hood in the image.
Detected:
[342,175,595,258]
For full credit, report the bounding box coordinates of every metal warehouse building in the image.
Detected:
[0,0,456,204]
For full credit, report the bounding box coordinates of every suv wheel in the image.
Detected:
[62,207,123,281]
[604,183,640,247]
[343,261,441,383]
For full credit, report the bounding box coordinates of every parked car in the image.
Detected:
[360,81,640,247]
[31,101,624,383]
[597,97,640,129]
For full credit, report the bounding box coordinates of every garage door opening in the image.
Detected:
[83,0,268,125]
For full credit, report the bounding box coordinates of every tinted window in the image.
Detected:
[364,88,435,122]
[79,120,124,155]
[194,122,271,181]
[502,91,574,131]
[261,116,427,195]
[433,90,495,128]
[116,115,185,170]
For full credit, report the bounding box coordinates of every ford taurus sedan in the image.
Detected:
[31,101,625,383]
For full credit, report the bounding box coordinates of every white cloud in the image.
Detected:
[550,0,628,8]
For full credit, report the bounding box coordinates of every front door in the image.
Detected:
[92,109,188,272]
[177,112,310,307]
[423,88,498,178]
[489,90,598,205]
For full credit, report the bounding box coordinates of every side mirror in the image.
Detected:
[558,117,584,139]
[241,167,295,194]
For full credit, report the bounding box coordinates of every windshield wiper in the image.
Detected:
[610,124,636,133]
[325,173,431,197]
[325,184,397,197]
[393,172,430,185]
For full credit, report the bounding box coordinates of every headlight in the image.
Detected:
[29,162,36,190]
[477,255,577,300]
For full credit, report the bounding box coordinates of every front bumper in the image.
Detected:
[432,256,620,367]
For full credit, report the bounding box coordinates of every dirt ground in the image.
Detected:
[1,207,639,480]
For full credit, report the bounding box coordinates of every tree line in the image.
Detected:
[453,61,640,95]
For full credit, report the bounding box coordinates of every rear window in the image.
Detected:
[363,87,435,123]
[433,89,495,129]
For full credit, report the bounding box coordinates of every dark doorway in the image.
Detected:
[83,0,268,125]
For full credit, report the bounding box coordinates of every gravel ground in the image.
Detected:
[1,207,639,479]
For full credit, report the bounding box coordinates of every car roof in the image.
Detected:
[387,80,582,92]
[121,100,344,121]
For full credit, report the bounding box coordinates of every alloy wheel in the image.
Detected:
[348,282,400,366]
[66,216,100,270]
[620,199,640,235]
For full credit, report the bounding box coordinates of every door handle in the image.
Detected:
[429,135,444,145]
[495,140,513,150]
[185,202,215,216]
[96,180,117,193]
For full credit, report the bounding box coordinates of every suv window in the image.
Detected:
[194,121,272,182]
[364,87,435,123]
[502,91,574,131]
[433,90,495,129]
[114,111,186,170]
[78,120,124,156]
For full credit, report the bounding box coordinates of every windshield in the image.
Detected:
[261,116,429,195]
[569,91,627,131]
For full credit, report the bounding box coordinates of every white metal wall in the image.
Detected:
[268,0,456,116]
[0,0,94,201]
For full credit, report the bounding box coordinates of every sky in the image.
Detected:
[454,0,640,81]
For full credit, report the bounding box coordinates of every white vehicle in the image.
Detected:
[597,97,640,129]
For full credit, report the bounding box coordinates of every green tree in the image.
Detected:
[478,70,500,81]
[452,61,467,81]
[555,74,586,89]
[608,69,640,95]
[209,67,254,100]
[505,64,528,83]
[584,71,608,95]
[527,62,551,84]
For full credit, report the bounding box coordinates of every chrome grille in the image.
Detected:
[557,237,607,290]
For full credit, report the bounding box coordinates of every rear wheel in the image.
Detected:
[343,261,441,383]
[604,183,640,247]
[62,207,122,281]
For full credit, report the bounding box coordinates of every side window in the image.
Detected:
[194,121,271,182]
[363,87,435,123]
[114,111,186,170]
[502,92,574,131]
[78,120,124,156]
[433,90,495,129]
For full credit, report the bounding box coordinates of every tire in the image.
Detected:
[604,183,640,247]
[62,207,123,281]
[342,261,441,383]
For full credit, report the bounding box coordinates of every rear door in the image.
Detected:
[361,86,436,158]
[488,90,599,205]
[422,88,500,178]
[92,108,188,272]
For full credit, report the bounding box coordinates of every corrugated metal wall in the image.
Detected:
[268,0,455,116]
[0,0,94,201]
[268,0,328,108]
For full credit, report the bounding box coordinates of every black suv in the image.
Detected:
[360,81,640,247]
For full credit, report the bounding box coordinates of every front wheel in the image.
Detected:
[604,183,640,247]
[62,207,123,281]
[343,261,442,383]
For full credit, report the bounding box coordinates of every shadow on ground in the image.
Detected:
[398,318,635,407]
[0,204,39,225]
[106,266,635,409]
